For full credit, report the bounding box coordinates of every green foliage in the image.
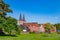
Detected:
[55,23,60,31]
[0,15,6,28]
[0,0,20,35]
[0,0,12,14]
[3,17,20,35]
[44,23,54,33]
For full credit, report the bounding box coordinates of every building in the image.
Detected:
[18,14,56,33]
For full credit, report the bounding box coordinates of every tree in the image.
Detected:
[55,23,60,32]
[0,0,20,35]
[0,0,12,14]
[44,23,54,33]
[3,17,20,35]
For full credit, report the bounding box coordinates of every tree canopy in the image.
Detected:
[0,0,20,35]
[55,23,60,32]
[44,23,54,33]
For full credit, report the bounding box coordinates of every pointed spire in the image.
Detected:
[23,14,25,21]
[19,13,22,20]
[19,13,26,21]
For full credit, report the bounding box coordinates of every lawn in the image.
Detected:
[0,33,60,40]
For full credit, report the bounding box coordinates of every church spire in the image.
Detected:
[19,13,26,21]
[23,14,25,21]
[19,13,23,21]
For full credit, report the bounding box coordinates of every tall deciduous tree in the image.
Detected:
[3,17,20,35]
[0,0,20,35]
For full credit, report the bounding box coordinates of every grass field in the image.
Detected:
[0,33,60,40]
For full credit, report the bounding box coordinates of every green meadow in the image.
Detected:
[0,33,60,40]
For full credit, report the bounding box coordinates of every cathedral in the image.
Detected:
[18,14,56,33]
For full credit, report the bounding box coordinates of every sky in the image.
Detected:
[3,0,60,24]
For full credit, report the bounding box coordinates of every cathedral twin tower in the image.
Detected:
[19,14,26,21]
[18,14,26,25]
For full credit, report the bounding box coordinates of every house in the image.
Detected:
[18,14,56,33]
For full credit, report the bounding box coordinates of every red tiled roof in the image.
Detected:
[23,23,40,27]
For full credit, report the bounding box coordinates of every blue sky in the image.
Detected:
[4,0,60,24]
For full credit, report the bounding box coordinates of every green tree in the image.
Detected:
[3,17,20,35]
[0,0,12,14]
[0,0,20,35]
[44,23,53,33]
[55,23,60,32]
